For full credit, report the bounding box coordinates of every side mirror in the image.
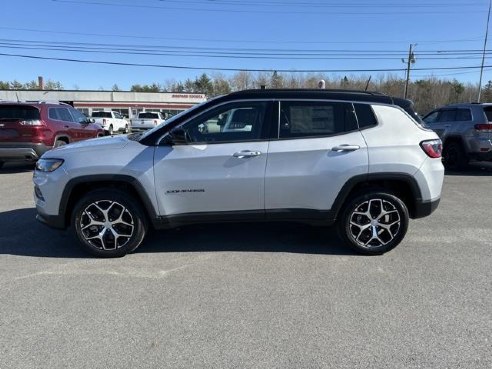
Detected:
[163,127,188,145]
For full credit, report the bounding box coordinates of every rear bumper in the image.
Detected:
[130,127,153,132]
[412,197,440,219]
[469,138,492,161]
[469,151,492,161]
[0,142,51,162]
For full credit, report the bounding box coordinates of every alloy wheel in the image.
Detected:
[348,198,401,248]
[79,200,135,250]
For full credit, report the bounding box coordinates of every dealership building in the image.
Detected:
[0,90,207,119]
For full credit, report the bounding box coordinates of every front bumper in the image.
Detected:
[35,210,66,229]
[0,142,50,162]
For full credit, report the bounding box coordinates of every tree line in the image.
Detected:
[3,73,492,115]
[0,79,63,91]
[150,72,484,115]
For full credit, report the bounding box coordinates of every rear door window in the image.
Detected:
[438,109,457,122]
[455,109,472,121]
[278,101,355,139]
[49,107,75,122]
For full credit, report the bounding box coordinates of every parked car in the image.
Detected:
[0,101,103,168]
[33,89,444,257]
[130,112,165,132]
[91,111,129,135]
[423,103,492,170]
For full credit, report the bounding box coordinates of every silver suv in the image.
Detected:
[423,103,492,170]
[33,89,444,257]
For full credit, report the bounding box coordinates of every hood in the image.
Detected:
[44,135,130,157]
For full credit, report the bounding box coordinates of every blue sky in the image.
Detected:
[1,0,492,90]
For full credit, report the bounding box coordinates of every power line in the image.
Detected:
[2,37,492,55]
[51,0,488,15]
[0,26,482,46]
[1,42,491,61]
[1,51,491,73]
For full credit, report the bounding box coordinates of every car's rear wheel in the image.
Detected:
[72,189,147,257]
[338,191,409,255]
[0,161,4,169]
[443,141,468,170]
[108,125,114,135]
[124,124,129,133]
[54,139,67,148]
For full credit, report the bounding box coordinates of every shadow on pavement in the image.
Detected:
[0,208,87,258]
[0,208,356,258]
[0,162,35,174]
[445,162,492,176]
[142,222,355,256]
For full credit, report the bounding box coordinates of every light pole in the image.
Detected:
[478,0,491,102]
[403,44,416,99]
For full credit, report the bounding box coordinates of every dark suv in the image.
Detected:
[0,101,103,168]
[423,103,492,169]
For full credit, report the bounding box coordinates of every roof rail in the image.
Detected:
[24,100,70,105]
[232,88,388,97]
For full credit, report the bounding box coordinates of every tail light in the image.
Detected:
[19,119,43,126]
[420,139,442,158]
[474,123,492,132]
[154,120,158,125]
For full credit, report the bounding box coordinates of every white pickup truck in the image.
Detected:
[91,111,129,135]
[130,112,165,132]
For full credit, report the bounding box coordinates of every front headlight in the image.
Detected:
[35,158,64,172]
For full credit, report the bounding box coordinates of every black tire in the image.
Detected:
[337,191,409,255]
[124,124,129,134]
[443,141,468,171]
[54,139,67,148]
[0,161,4,169]
[71,189,148,257]
[108,125,114,135]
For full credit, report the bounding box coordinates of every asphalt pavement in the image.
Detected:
[0,162,491,369]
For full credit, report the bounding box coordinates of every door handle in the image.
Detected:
[331,144,360,152]
[233,150,262,158]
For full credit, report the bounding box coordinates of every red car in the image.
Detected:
[0,101,104,168]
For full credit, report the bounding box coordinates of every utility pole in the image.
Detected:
[403,44,416,99]
[477,0,491,102]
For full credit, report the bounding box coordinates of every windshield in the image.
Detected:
[138,100,212,141]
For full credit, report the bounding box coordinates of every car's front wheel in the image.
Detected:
[338,191,409,255]
[72,189,147,257]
